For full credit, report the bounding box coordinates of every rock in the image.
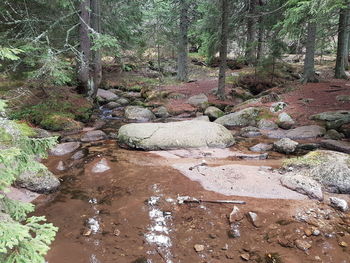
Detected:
[41,115,83,132]
[340,123,350,138]
[310,110,350,129]
[260,92,281,103]
[16,171,60,194]
[204,106,224,120]
[336,95,350,102]
[247,212,262,227]
[115,97,130,106]
[153,106,170,118]
[124,106,155,121]
[104,102,120,110]
[117,120,235,150]
[97,89,118,102]
[215,107,261,127]
[231,87,254,101]
[304,229,312,237]
[229,206,244,223]
[91,158,111,173]
[187,93,208,107]
[240,253,250,261]
[295,239,312,251]
[56,161,65,171]
[313,229,321,236]
[32,128,51,138]
[329,197,348,212]
[258,119,278,130]
[285,125,325,140]
[283,150,350,193]
[111,108,124,118]
[228,223,241,238]
[240,126,261,137]
[298,143,320,151]
[50,142,81,156]
[273,138,299,154]
[71,150,87,160]
[194,115,210,121]
[321,139,350,153]
[194,244,205,252]
[81,130,107,142]
[277,112,295,129]
[324,129,344,140]
[339,241,348,247]
[280,175,323,200]
[270,102,287,113]
[250,143,273,152]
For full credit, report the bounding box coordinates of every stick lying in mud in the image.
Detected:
[177,196,246,205]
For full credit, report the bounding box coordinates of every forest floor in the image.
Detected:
[3,55,350,263]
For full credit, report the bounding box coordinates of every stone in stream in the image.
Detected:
[117,120,235,150]
[240,126,261,137]
[187,93,208,107]
[153,106,170,118]
[258,119,278,130]
[115,97,130,106]
[247,212,262,227]
[16,170,60,194]
[229,206,244,223]
[329,197,348,212]
[310,110,350,129]
[283,150,350,194]
[324,129,344,140]
[295,239,312,251]
[81,130,107,142]
[91,158,111,173]
[56,161,66,171]
[71,150,87,160]
[104,101,120,110]
[321,139,350,154]
[50,142,81,156]
[97,88,119,102]
[124,106,155,121]
[249,143,273,152]
[285,125,325,140]
[273,138,299,154]
[214,107,262,127]
[280,174,323,200]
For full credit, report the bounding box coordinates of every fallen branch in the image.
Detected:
[177,196,246,205]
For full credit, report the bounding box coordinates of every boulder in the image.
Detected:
[204,106,224,120]
[283,150,350,193]
[249,143,273,152]
[310,110,350,129]
[336,95,350,102]
[104,102,120,110]
[340,123,350,138]
[153,106,170,118]
[214,107,261,127]
[124,106,155,121]
[280,174,323,200]
[194,115,210,121]
[117,120,235,150]
[91,158,111,173]
[285,125,325,140]
[278,112,295,129]
[187,93,208,107]
[273,138,298,154]
[115,97,130,106]
[50,142,81,156]
[321,139,350,154]
[16,171,60,194]
[258,119,278,130]
[97,89,119,102]
[81,130,107,142]
[240,126,261,137]
[329,197,348,212]
[324,129,344,140]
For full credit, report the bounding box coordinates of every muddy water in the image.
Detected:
[35,139,350,263]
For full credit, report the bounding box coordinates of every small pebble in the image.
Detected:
[194,244,205,252]
[339,241,348,247]
[240,253,250,261]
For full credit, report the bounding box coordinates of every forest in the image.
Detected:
[1,0,350,262]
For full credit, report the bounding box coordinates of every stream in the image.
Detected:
[33,117,350,263]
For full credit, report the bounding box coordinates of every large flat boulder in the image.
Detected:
[214,107,261,127]
[283,150,350,194]
[321,139,350,154]
[50,142,81,156]
[310,110,350,129]
[285,125,325,140]
[117,120,235,150]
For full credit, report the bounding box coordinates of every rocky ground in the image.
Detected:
[4,57,350,262]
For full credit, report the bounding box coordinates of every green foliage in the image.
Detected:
[0,99,58,262]
[0,47,23,64]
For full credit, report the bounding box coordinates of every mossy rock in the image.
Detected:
[40,114,83,132]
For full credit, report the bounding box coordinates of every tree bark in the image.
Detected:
[245,0,257,65]
[256,16,263,62]
[335,4,350,78]
[91,0,102,99]
[302,22,318,83]
[177,0,189,82]
[217,0,228,100]
[77,0,91,95]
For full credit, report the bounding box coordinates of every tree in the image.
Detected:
[335,2,350,79]
[218,0,229,100]
[177,0,190,82]
[302,22,318,83]
[91,0,102,97]
[246,0,257,65]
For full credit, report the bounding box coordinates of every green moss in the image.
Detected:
[0,127,12,143]
[40,113,76,131]
[15,122,36,137]
[127,85,142,92]
[257,108,274,120]
[283,151,325,167]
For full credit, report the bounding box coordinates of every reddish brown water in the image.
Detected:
[35,140,350,263]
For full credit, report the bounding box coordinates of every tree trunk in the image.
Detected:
[217,0,228,100]
[302,22,318,83]
[256,16,264,62]
[177,0,189,82]
[91,0,102,99]
[245,0,256,65]
[335,4,350,78]
[77,0,91,95]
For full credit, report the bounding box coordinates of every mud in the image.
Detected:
[32,139,350,263]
